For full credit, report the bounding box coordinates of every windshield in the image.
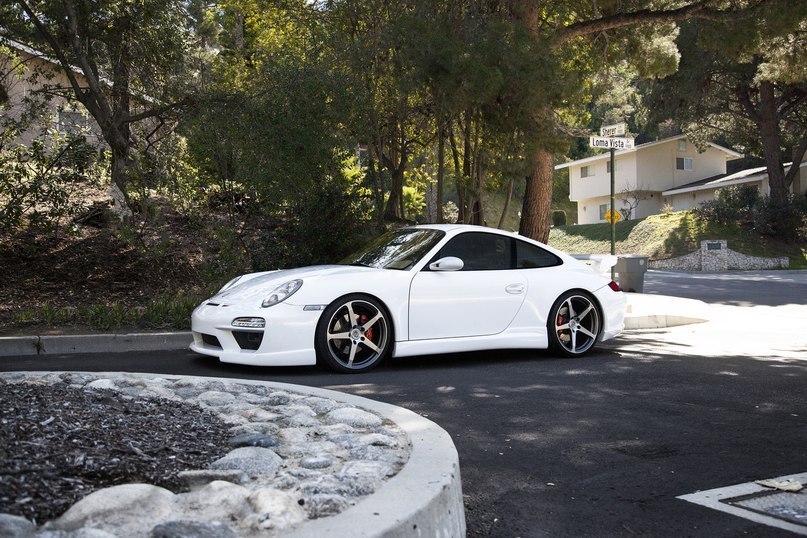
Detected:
[341,228,445,270]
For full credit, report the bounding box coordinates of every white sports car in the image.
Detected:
[190,224,625,373]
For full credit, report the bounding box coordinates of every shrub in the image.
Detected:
[696,185,759,225]
[551,210,567,227]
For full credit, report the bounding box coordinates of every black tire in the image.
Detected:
[547,291,602,357]
[315,294,392,373]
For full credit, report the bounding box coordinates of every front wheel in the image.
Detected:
[316,294,392,373]
[548,291,602,357]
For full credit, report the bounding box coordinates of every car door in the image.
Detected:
[408,232,528,340]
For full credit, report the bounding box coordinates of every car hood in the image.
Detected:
[209,265,374,305]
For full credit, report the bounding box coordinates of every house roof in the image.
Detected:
[662,161,807,196]
[554,135,743,170]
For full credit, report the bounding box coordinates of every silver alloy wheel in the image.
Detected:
[552,293,601,355]
[323,298,389,371]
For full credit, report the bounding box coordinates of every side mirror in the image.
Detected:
[429,256,464,271]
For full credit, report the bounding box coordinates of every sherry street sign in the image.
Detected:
[599,122,627,137]
[589,136,635,150]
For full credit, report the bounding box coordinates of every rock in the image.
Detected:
[210,447,283,477]
[299,455,333,470]
[227,433,279,448]
[52,484,176,535]
[179,481,249,521]
[304,494,349,518]
[287,413,319,427]
[264,391,291,406]
[324,408,382,428]
[151,520,238,538]
[358,433,399,447]
[302,396,340,414]
[37,527,118,537]
[0,513,36,537]
[338,460,394,481]
[177,470,249,490]
[196,391,236,407]
[240,408,282,422]
[246,489,306,531]
[85,379,117,391]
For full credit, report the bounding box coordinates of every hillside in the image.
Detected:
[548,210,807,269]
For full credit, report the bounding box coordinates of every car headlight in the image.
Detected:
[262,279,303,308]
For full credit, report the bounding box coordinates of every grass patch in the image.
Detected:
[9,291,209,334]
[549,210,807,269]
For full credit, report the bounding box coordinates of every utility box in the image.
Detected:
[615,255,649,292]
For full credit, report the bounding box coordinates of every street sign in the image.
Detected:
[604,210,622,224]
[599,123,627,137]
[589,136,635,150]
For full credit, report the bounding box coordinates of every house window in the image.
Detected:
[599,204,608,220]
[580,165,593,178]
[606,160,622,174]
[678,140,687,152]
[676,157,693,171]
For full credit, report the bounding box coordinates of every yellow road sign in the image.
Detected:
[605,210,622,224]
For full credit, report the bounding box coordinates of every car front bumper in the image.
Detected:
[189,301,321,366]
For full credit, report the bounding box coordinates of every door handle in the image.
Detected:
[505,284,525,295]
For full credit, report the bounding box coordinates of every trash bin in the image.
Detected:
[615,255,648,292]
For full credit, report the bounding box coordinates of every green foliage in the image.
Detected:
[0,132,105,233]
[697,186,807,242]
[251,164,374,269]
[696,185,760,225]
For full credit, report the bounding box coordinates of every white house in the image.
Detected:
[1,37,104,145]
[558,136,744,224]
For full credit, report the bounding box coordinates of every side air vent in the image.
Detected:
[233,331,263,351]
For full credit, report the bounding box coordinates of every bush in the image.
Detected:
[250,173,375,270]
[551,210,567,227]
[752,195,807,242]
[697,185,806,242]
[696,185,759,225]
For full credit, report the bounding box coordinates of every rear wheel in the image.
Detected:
[548,291,601,357]
[316,294,392,373]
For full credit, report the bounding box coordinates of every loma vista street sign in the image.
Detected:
[589,136,635,150]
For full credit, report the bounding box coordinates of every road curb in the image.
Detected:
[624,293,710,330]
[0,332,192,356]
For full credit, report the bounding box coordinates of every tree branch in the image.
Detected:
[553,1,766,48]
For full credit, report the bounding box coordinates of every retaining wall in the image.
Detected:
[649,240,789,271]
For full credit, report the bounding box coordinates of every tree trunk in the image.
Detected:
[513,2,554,243]
[436,117,445,223]
[519,147,554,243]
[497,177,514,229]
[448,126,465,222]
[757,82,789,206]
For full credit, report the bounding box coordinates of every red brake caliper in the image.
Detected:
[361,313,373,341]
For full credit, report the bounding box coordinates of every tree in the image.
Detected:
[508,0,800,243]
[642,14,807,208]
[1,0,196,209]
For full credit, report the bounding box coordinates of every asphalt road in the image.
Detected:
[2,270,806,537]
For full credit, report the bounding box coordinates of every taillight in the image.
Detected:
[608,281,622,292]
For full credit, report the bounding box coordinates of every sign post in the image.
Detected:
[590,123,634,280]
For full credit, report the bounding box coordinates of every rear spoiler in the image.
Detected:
[571,254,618,276]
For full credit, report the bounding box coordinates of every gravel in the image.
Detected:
[0,379,232,525]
